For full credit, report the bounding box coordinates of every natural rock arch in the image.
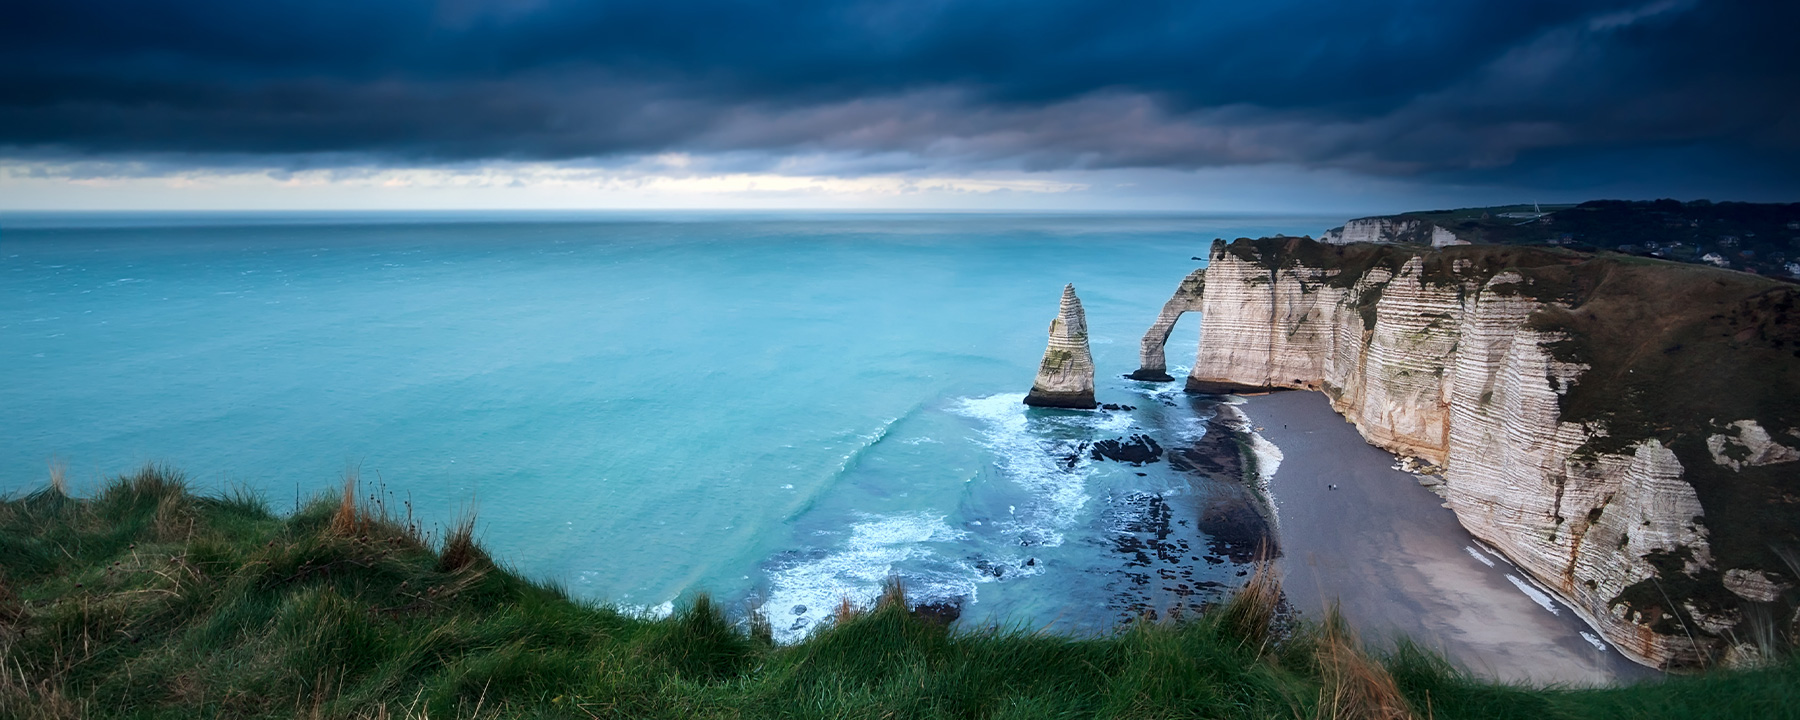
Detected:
[1126,268,1206,382]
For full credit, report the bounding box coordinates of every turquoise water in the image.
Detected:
[2,212,1333,637]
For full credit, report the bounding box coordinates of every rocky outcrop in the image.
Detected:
[1128,268,1205,381]
[1322,217,1468,248]
[1705,420,1800,470]
[1025,284,1098,409]
[1147,237,1800,670]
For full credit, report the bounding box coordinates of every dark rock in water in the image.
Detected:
[1099,403,1140,411]
[910,599,963,625]
[1200,497,1275,564]
[1060,441,1091,469]
[1090,435,1164,465]
[1185,379,1290,395]
[1126,369,1176,382]
[791,604,808,616]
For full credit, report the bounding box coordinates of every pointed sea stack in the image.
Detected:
[1024,284,1098,409]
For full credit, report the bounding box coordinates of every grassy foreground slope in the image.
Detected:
[3,467,1797,719]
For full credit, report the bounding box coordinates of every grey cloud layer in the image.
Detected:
[3,0,1795,187]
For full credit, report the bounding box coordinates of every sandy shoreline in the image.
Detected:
[1237,390,1657,686]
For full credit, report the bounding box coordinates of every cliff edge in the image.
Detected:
[1141,236,1800,670]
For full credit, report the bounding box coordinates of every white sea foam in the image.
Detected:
[1580,631,1608,651]
[836,417,900,474]
[762,513,969,644]
[1464,546,1496,567]
[948,394,1097,543]
[1474,541,1515,567]
[1247,432,1283,482]
[1506,574,1561,615]
[617,600,675,620]
[1215,404,1282,482]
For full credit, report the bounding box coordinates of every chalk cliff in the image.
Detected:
[1026,284,1098,409]
[1140,237,1800,670]
[1322,217,1468,248]
[1128,268,1206,381]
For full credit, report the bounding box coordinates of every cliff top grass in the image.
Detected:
[1213,236,1800,604]
[4,466,1798,719]
[1369,199,1800,280]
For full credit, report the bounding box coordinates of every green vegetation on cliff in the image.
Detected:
[1369,200,1800,280]
[4,467,1797,719]
[1209,237,1800,662]
[1215,236,1800,591]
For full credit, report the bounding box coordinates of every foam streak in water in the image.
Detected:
[762,513,968,644]
[950,393,1113,547]
[1506,574,1561,615]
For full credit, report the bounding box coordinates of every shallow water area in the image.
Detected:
[3,211,1666,682]
[2,211,1316,637]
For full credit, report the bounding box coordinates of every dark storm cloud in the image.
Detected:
[3,0,1796,185]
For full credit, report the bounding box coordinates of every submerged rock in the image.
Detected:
[1090,435,1164,465]
[1024,284,1098,409]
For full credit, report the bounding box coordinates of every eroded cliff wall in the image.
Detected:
[1158,237,1800,670]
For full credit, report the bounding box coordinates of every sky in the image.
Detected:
[3,0,1796,212]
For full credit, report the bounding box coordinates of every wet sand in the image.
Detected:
[1240,391,1656,686]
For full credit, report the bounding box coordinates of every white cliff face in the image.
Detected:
[1129,268,1206,381]
[1431,226,1469,248]
[1723,569,1790,602]
[1705,420,1800,470]
[1188,248,1340,394]
[1321,217,1466,247]
[1025,284,1098,409]
[1156,239,1778,669]
[1323,218,1412,245]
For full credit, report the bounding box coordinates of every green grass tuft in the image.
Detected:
[3,472,1796,718]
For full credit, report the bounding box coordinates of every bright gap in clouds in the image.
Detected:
[0,156,1521,215]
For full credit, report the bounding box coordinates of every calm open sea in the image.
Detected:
[1,211,1334,638]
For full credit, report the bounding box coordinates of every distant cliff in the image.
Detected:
[1322,200,1800,281]
[1139,236,1800,670]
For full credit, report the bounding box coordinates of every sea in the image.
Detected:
[2,211,1338,640]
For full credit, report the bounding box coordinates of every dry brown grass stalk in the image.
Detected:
[1314,606,1416,720]
[876,576,907,610]
[152,492,197,542]
[834,597,859,625]
[1219,560,1281,648]
[436,510,488,573]
[0,656,85,720]
[330,470,363,537]
[47,459,68,497]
